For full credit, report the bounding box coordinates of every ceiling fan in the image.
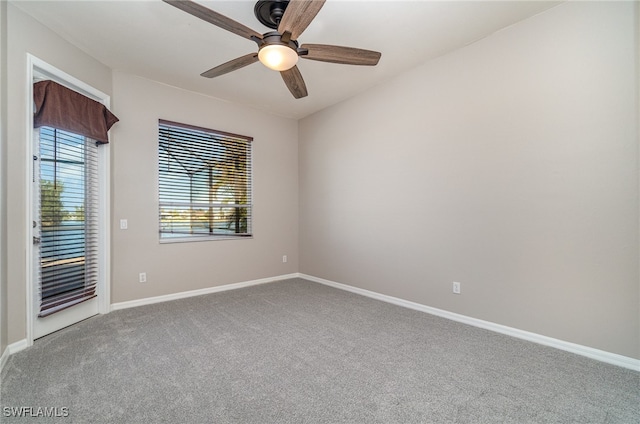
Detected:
[163,0,382,99]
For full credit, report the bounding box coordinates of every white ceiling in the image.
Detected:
[12,0,561,119]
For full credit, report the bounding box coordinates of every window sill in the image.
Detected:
[159,234,253,244]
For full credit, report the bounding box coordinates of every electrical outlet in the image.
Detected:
[282,255,287,263]
[139,272,147,283]
[453,281,461,294]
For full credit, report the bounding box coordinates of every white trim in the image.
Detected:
[26,54,112,344]
[98,140,111,315]
[0,339,29,373]
[0,0,5,375]
[111,274,299,311]
[300,273,640,372]
[30,57,108,102]
[25,55,35,348]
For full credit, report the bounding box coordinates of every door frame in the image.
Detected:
[25,54,111,345]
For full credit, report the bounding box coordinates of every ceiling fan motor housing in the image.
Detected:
[259,31,299,50]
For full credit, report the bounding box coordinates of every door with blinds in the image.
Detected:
[32,127,99,339]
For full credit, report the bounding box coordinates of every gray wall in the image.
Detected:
[299,1,639,359]
[109,72,299,303]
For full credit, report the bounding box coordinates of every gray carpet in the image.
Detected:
[1,278,639,423]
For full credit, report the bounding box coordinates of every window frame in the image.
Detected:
[157,119,254,243]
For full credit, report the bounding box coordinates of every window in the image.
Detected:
[37,127,99,316]
[158,120,253,241]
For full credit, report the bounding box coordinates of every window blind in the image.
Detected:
[37,127,99,317]
[158,120,253,240]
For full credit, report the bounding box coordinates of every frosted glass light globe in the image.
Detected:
[258,45,299,71]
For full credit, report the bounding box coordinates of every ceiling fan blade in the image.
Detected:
[301,44,381,66]
[201,53,259,78]
[280,66,308,99]
[163,0,263,41]
[278,0,326,40]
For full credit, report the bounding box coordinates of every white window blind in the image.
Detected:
[37,127,99,317]
[158,120,253,240]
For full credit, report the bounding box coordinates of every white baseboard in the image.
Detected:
[4,273,638,373]
[300,273,640,372]
[111,273,299,311]
[0,339,29,373]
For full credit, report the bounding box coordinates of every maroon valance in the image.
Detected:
[34,80,119,144]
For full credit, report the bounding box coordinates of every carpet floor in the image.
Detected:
[1,278,639,423]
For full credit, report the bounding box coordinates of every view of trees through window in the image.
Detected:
[37,127,97,311]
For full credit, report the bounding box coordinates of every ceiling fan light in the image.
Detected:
[258,44,299,71]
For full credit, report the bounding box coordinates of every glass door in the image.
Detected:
[32,127,99,339]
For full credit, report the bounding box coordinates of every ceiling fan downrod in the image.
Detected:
[254,0,290,29]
